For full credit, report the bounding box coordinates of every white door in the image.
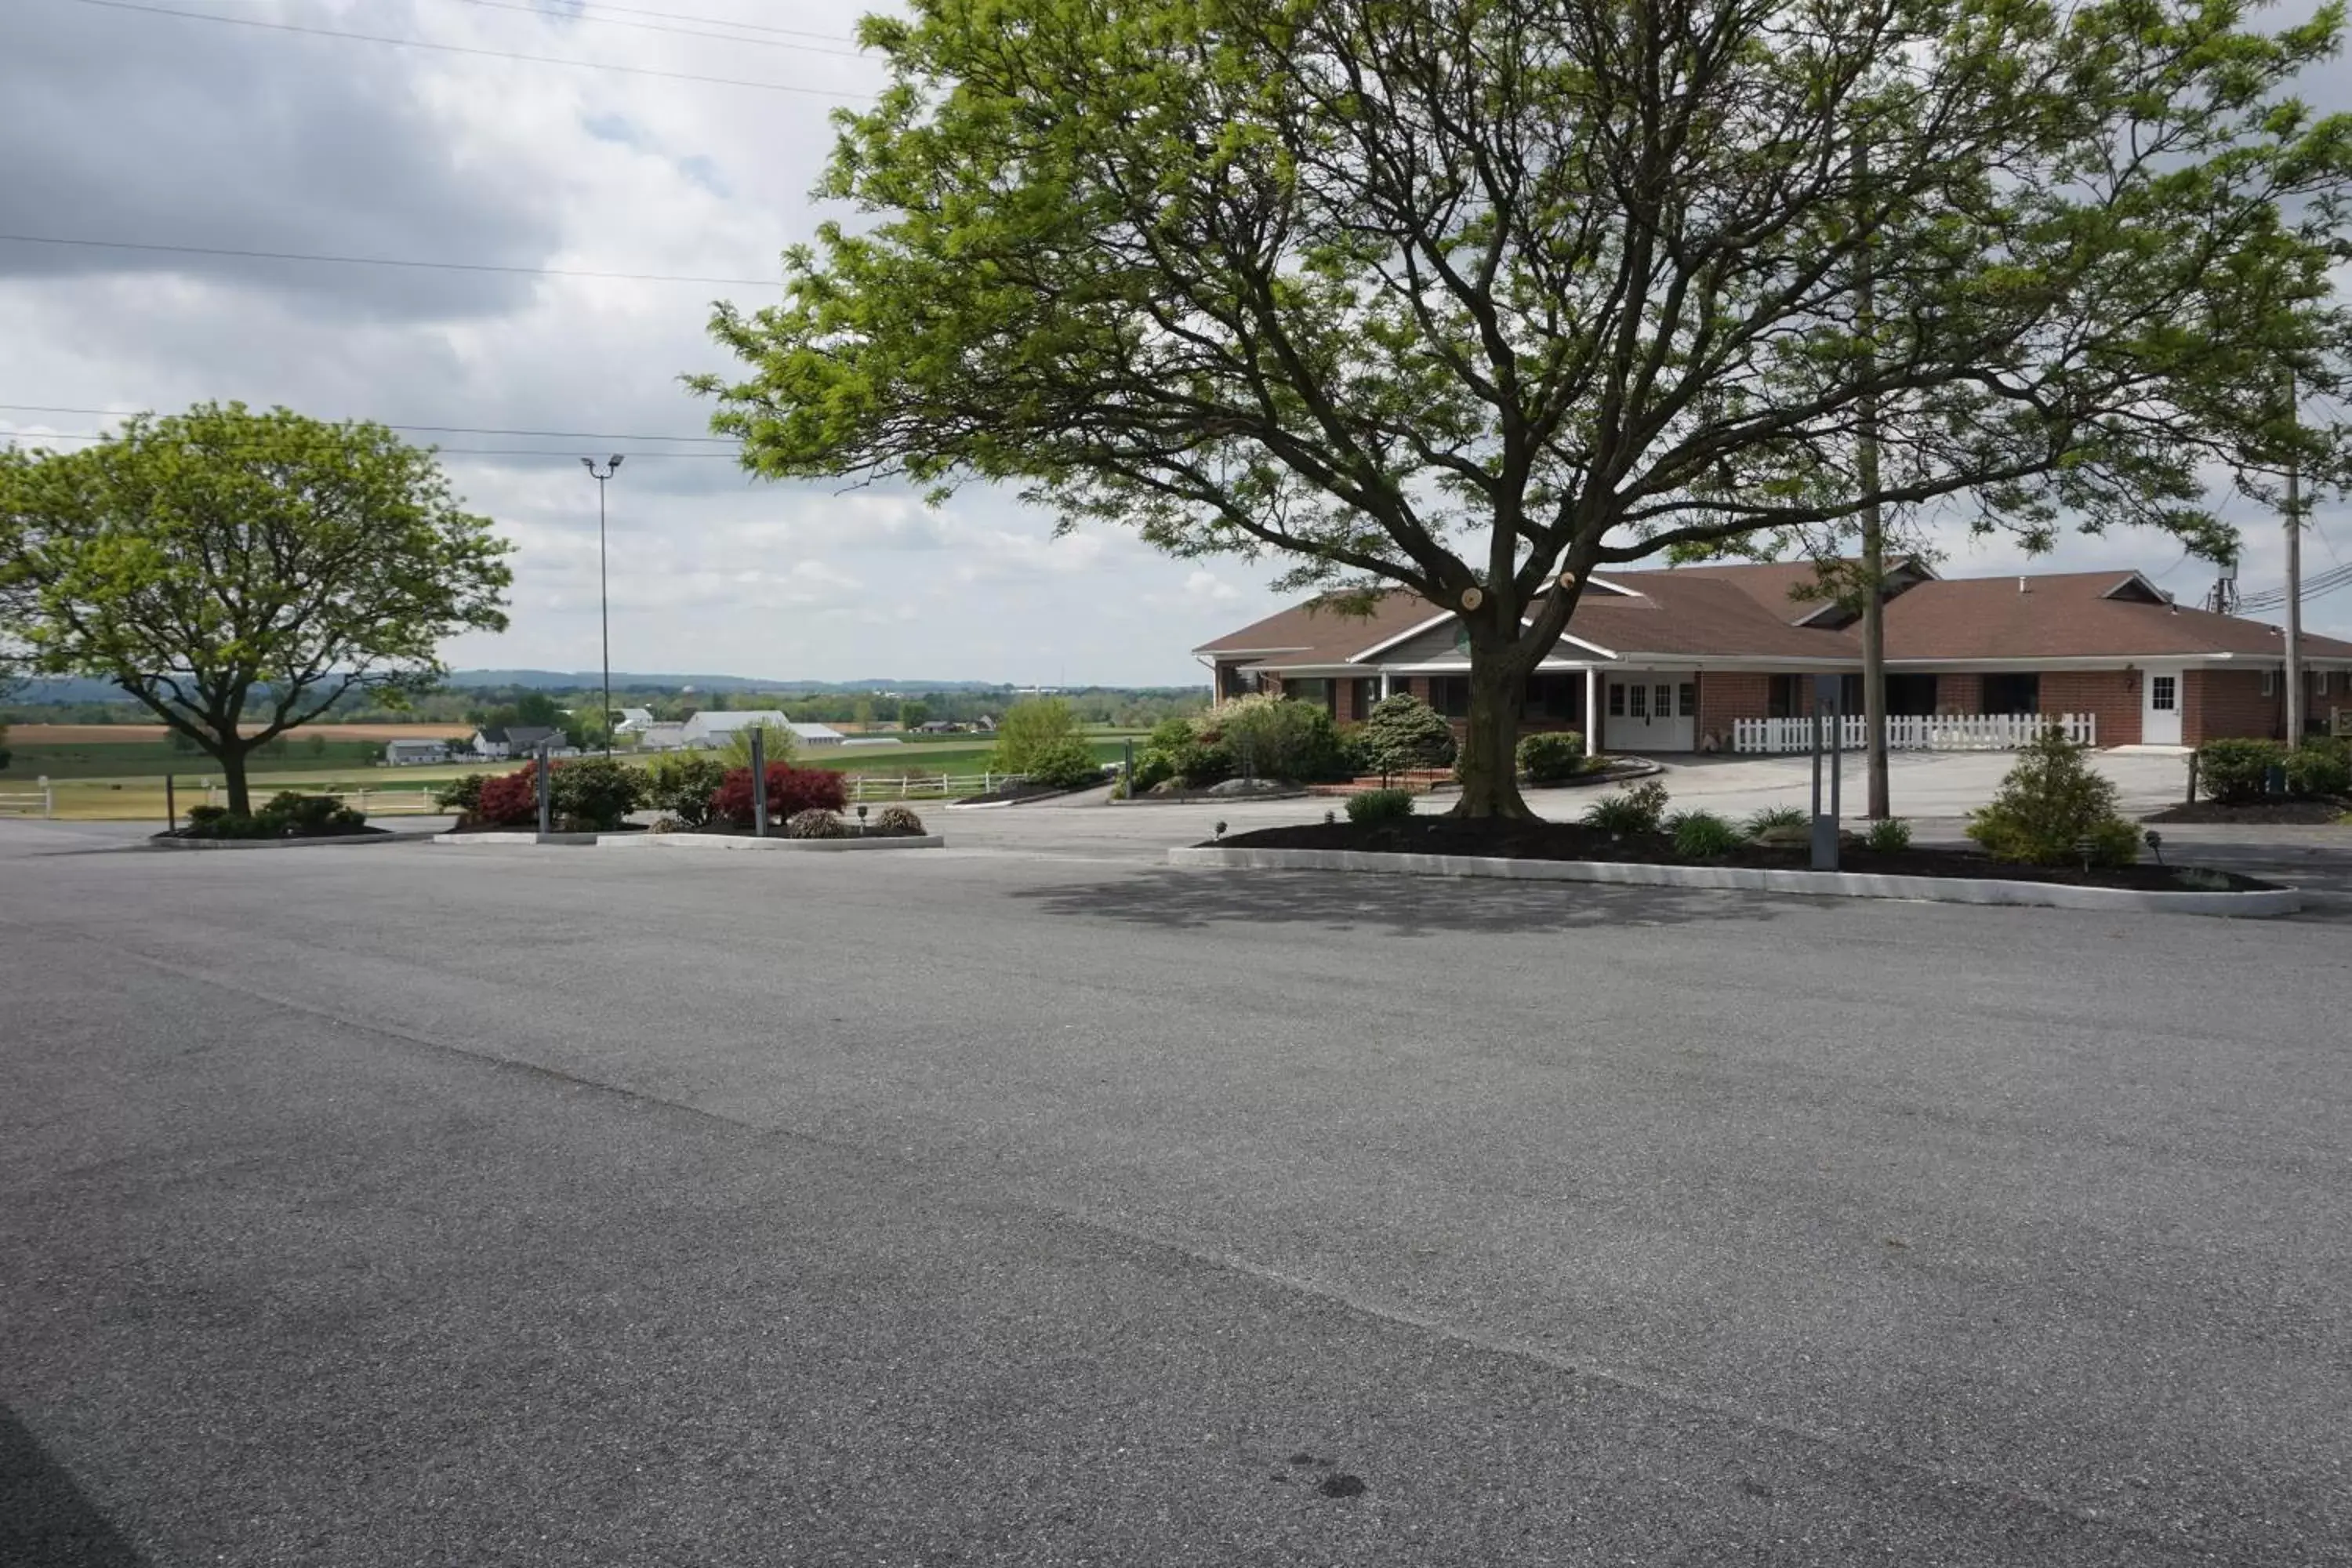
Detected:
[2141,665,2183,746]
[1604,675,1697,752]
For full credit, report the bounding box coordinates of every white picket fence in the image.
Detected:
[0,776,54,818]
[843,771,997,800]
[1732,712,2097,755]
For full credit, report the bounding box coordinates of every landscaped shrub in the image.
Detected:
[472,766,543,827]
[989,696,1080,775]
[1019,735,1107,789]
[434,773,488,815]
[257,792,354,832]
[185,804,230,829]
[1967,728,2138,866]
[1345,786,1417,826]
[1516,731,1588,784]
[785,808,848,839]
[2282,739,2351,798]
[2195,737,2284,804]
[1358,693,1457,771]
[1744,805,1806,837]
[711,763,850,829]
[1668,810,1742,858]
[1583,779,1669,834]
[550,757,644,831]
[645,753,729,827]
[1864,817,1914,852]
[1125,750,1175,795]
[1210,694,1348,781]
[1337,724,1379,779]
[870,804,926,835]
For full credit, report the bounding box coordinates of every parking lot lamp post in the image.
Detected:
[580,455,624,757]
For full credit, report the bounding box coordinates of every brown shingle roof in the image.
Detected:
[1875,572,2352,661]
[1194,568,2352,667]
[1192,592,1438,664]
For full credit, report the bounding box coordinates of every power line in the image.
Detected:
[1,430,746,459]
[68,0,875,100]
[506,1,861,45]
[440,0,877,60]
[0,233,775,287]
[0,404,739,445]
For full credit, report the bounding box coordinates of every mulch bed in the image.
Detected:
[954,779,1087,804]
[2142,799,2350,825]
[154,823,390,842]
[1211,817,2280,892]
[443,819,648,834]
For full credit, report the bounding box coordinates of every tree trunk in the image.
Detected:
[1860,511,1889,821]
[1450,646,1534,819]
[218,740,254,817]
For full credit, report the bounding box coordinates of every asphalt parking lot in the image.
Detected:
[3,800,2350,1566]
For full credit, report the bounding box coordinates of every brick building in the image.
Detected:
[1194,562,2352,754]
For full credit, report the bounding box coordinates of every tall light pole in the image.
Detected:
[581,455,624,757]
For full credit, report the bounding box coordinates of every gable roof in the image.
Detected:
[686,709,789,731]
[1877,572,2352,661]
[1196,566,2352,670]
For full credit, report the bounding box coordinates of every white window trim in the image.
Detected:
[2261,668,2278,695]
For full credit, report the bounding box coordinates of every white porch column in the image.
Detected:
[1379,670,1393,699]
[1584,667,1599,755]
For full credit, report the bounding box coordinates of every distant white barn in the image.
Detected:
[677,711,845,750]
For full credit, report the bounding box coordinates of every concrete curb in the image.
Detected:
[1166,846,2303,918]
[605,833,945,852]
[143,831,404,851]
[433,831,945,851]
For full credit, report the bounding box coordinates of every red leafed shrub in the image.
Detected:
[710,763,848,829]
[472,764,542,826]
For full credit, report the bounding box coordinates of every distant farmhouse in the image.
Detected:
[473,724,571,760]
[383,738,451,767]
[613,707,657,735]
[677,711,846,750]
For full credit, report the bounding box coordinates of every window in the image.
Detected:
[1526,673,1582,721]
[1679,683,1697,718]
[1608,682,1626,717]
[1352,677,1381,720]
[2150,673,2176,713]
[1653,684,1673,721]
[1628,683,1648,719]
[1428,676,1470,717]
[2261,668,2277,696]
[1983,673,2041,714]
[1886,673,1940,717]
[1286,677,1332,713]
[1767,674,1800,720]
[2318,670,2333,696]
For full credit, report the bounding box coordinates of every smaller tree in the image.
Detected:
[0,404,510,813]
[721,719,798,771]
[1967,729,2140,866]
[989,697,1079,775]
[1358,695,1457,776]
[898,699,931,731]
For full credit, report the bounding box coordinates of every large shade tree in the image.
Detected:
[0,404,512,814]
[700,0,2352,817]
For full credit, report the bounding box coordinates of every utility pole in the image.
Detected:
[1853,142,1890,820]
[2284,372,2304,744]
[581,455,625,757]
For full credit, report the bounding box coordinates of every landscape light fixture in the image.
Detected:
[581,456,625,757]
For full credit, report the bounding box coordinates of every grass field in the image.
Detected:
[4,732,1147,820]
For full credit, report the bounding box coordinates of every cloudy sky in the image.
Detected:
[5,0,2348,686]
